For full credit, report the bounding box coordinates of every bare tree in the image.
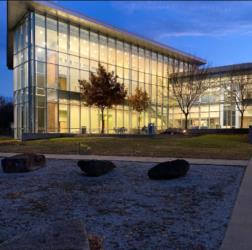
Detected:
[169,66,209,129]
[223,68,252,128]
[79,64,127,134]
[128,87,150,133]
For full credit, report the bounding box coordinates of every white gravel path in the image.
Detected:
[0,159,244,250]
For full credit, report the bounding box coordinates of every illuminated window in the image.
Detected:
[70,105,80,133]
[116,41,123,67]
[158,54,163,76]
[35,47,45,62]
[59,22,68,53]
[59,53,68,66]
[47,17,57,50]
[59,104,68,133]
[116,67,123,78]
[90,32,98,60]
[80,58,89,71]
[47,64,58,88]
[35,14,45,47]
[47,50,58,64]
[108,38,115,65]
[48,103,58,132]
[36,62,45,89]
[69,55,79,68]
[131,46,138,70]
[145,51,150,73]
[139,48,144,72]
[151,52,157,75]
[59,66,68,90]
[99,35,107,62]
[80,29,89,58]
[70,25,79,55]
[70,68,79,92]
[124,43,130,68]
[163,57,168,77]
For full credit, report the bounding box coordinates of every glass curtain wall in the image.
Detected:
[13,13,31,138]
[31,12,192,134]
[167,73,252,129]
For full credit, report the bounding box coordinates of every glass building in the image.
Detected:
[168,65,252,129]
[7,1,252,138]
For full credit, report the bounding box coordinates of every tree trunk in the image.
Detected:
[184,113,188,130]
[138,113,141,134]
[101,108,105,134]
[240,112,244,129]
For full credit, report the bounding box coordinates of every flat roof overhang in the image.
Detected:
[7,0,206,70]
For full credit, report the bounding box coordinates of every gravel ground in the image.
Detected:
[0,159,244,250]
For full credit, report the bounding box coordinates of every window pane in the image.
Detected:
[145,51,150,73]
[70,105,80,133]
[116,41,123,67]
[131,46,138,70]
[35,47,46,62]
[35,14,45,47]
[90,32,98,60]
[14,28,19,54]
[80,58,89,70]
[151,52,157,75]
[47,17,58,50]
[59,52,68,66]
[157,54,163,76]
[47,64,58,88]
[80,70,89,81]
[59,104,68,132]
[36,62,45,88]
[139,48,144,72]
[48,103,58,132]
[59,66,68,91]
[70,68,79,92]
[108,38,115,65]
[37,106,45,132]
[81,106,89,132]
[47,49,58,64]
[70,25,79,55]
[59,22,68,52]
[124,43,130,68]
[80,29,89,58]
[18,22,24,51]
[99,35,107,62]
[69,55,79,68]
[24,18,29,48]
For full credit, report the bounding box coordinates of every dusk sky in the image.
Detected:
[1,1,252,98]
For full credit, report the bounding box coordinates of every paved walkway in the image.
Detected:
[0,152,248,166]
[221,158,252,250]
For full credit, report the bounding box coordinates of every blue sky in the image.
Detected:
[1,1,252,98]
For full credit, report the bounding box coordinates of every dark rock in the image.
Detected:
[148,159,190,180]
[88,234,103,250]
[0,219,90,250]
[78,160,116,177]
[1,153,46,173]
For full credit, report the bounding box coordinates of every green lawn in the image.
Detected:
[0,134,251,160]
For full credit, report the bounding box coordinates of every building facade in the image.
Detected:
[7,1,252,138]
[169,65,252,129]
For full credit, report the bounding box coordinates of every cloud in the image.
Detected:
[111,1,252,38]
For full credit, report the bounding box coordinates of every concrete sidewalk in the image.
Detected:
[0,152,248,166]
[221,158,252,250]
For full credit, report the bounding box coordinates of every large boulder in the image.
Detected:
[0,219,90,250]
[1,153,46,173]
[78,160,116,177]
[148,159,190,180]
